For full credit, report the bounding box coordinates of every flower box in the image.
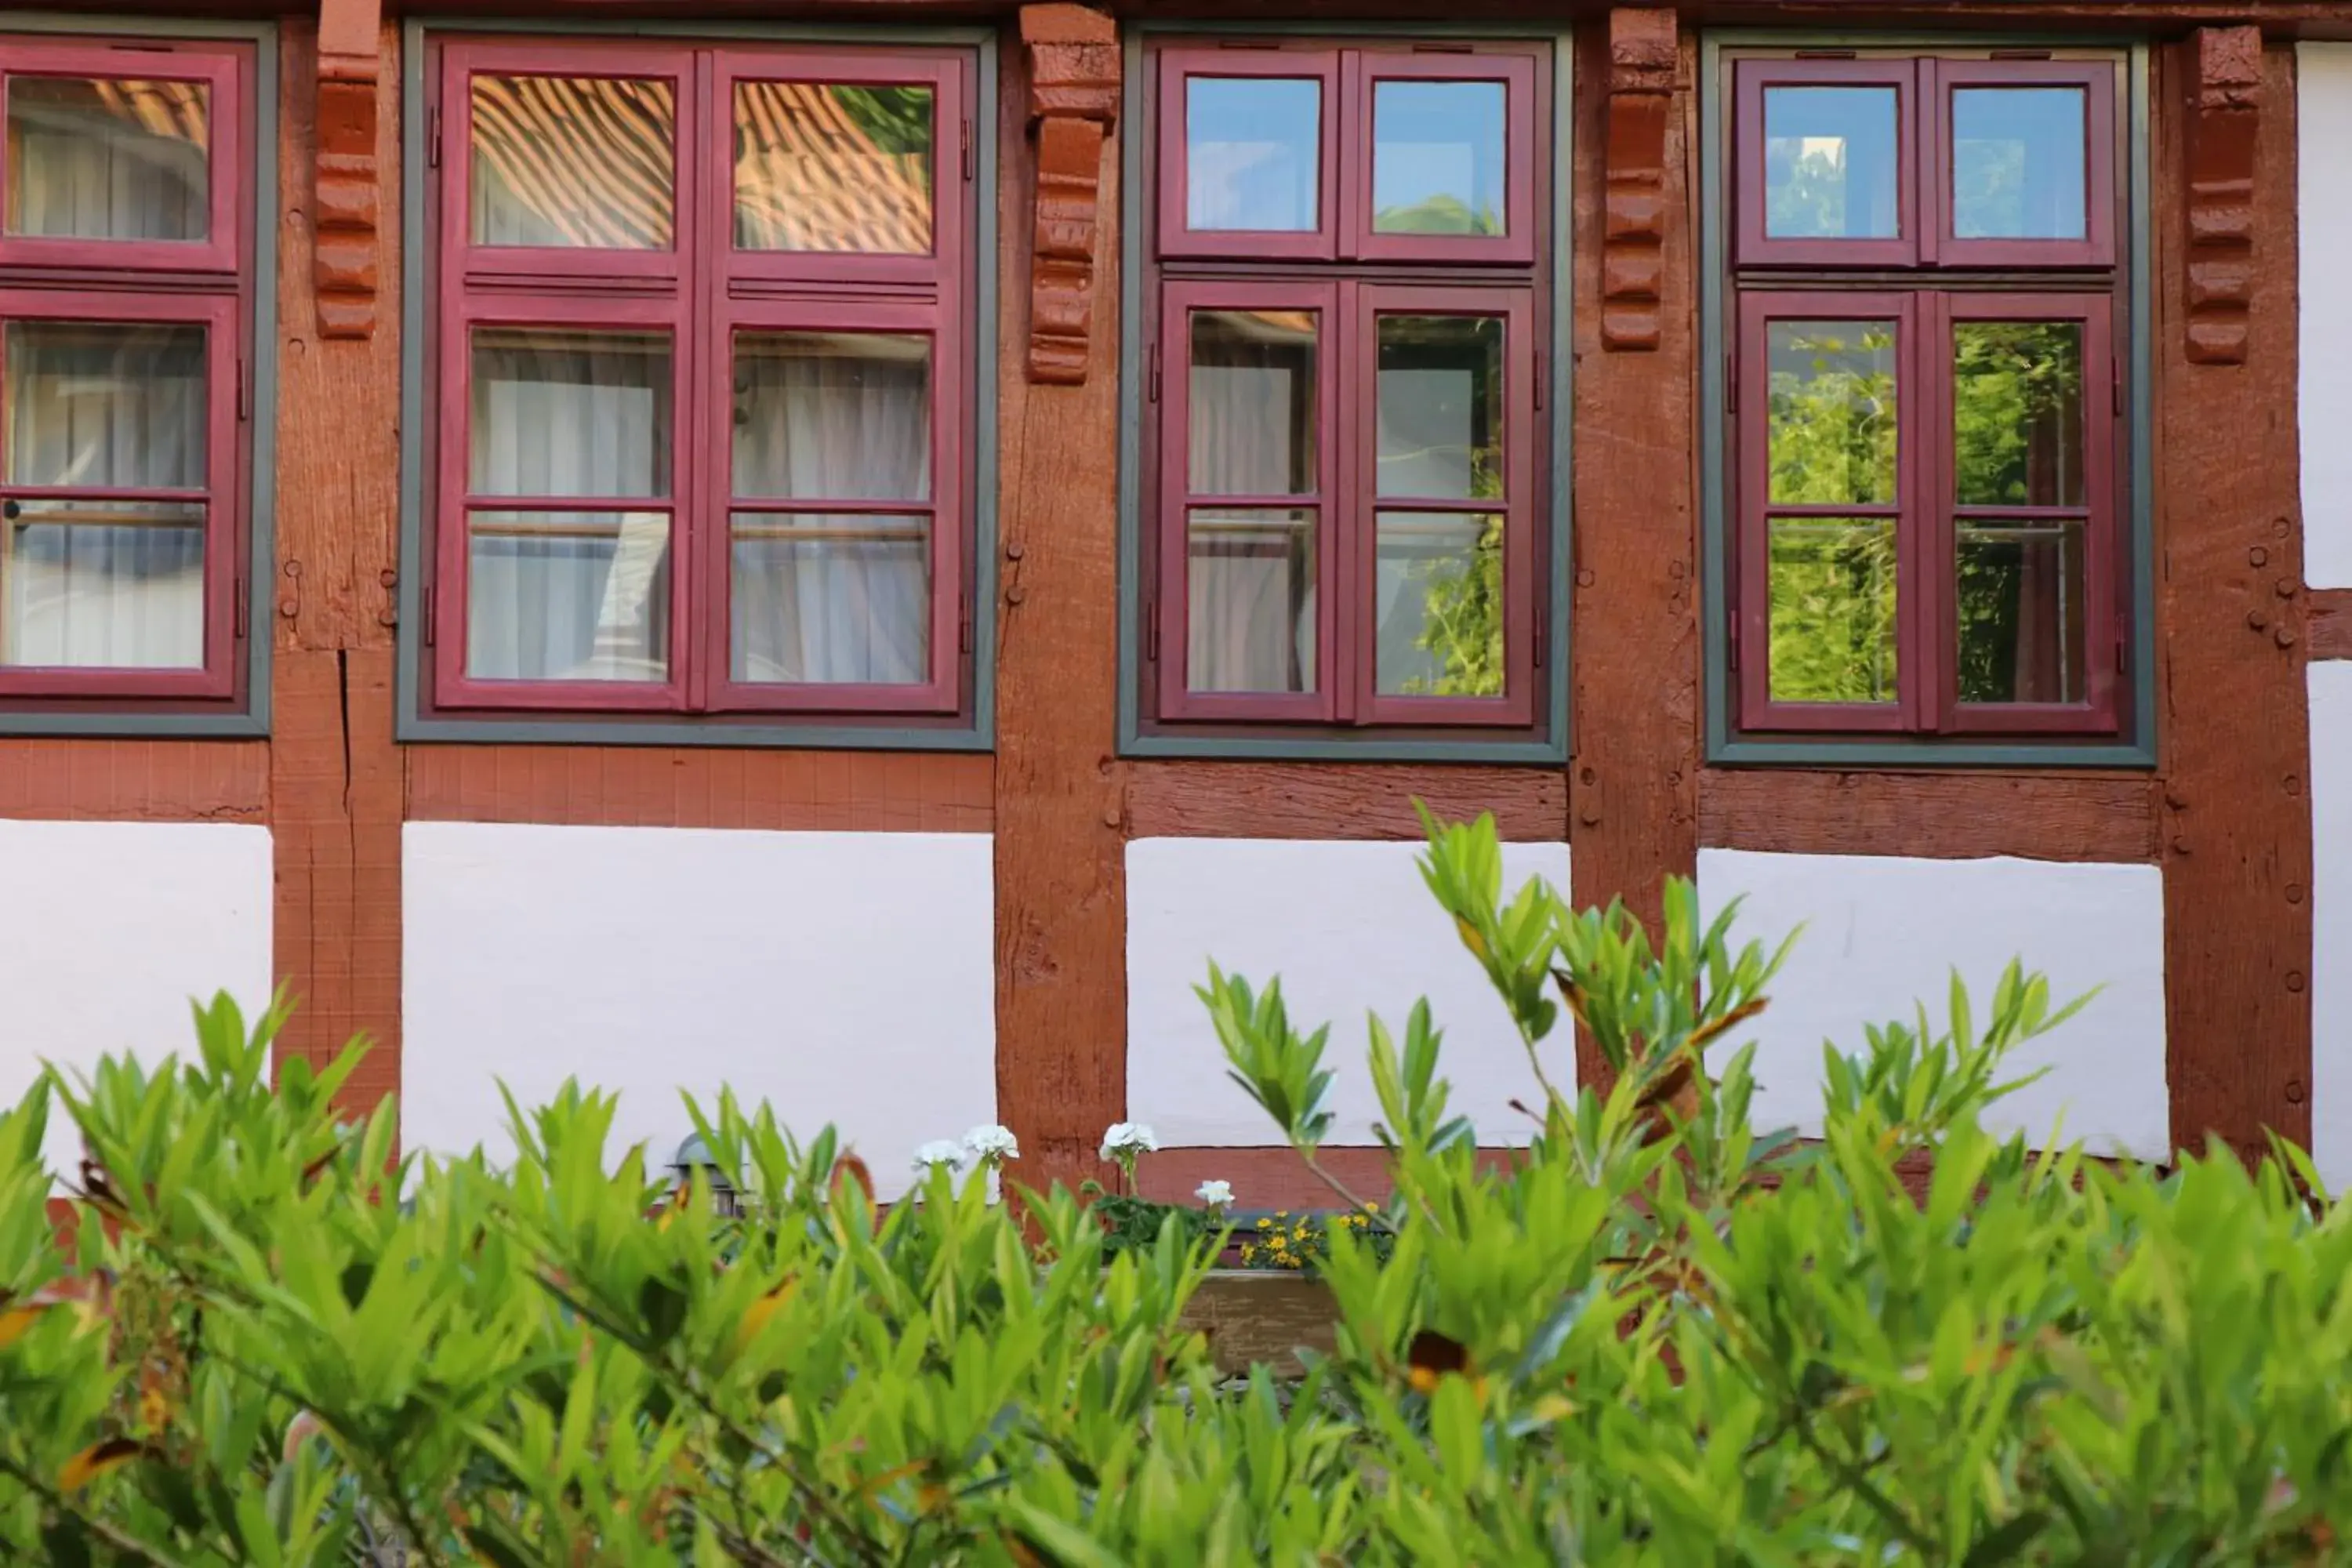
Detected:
[1177,1269,1338,1378]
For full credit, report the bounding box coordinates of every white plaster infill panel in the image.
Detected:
[2310,663,2352,1188]
[0,819,274,1178]
[401,822,996,1200]
[1697,848,2169,1162]
[2300,44,2352,586]
[1125,837,1573,1146]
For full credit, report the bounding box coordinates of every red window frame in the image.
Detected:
[1143,38,1552,739]
[0,35,256,716]
[421,37,975,724]
[1726,49,2129,742]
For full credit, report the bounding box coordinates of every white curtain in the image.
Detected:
[466,330,671,682]
[6,77,209,241]
[729,336,929,684]
[1185,320,1316,694]
[4,322,207,669]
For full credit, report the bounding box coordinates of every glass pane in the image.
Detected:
[5,321,206,488]
[1767,321,1897,506]
[734,82,932,253]
[731,511,929,684]
[1185,77,1319,232]
[470,74,674,249]
[1953,87,2087,241]
[5,77,209,241]
[733,332,930,501]
[1189,309,1316,495]
[3,498,202,669]
[1954,321,2086,507]
[1186,506,1314,693]
[1377,315,1502,501]
[1763,85,1899,239]
[1958,518,2087,705]
[1372,80,1505,237]
[470,329,671,499]
[1376,510,1503,697]
[1767,515,1897,704]
[465,509,668,682]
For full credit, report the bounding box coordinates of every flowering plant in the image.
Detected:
[1098,1121,1158,1194]
[909,1139,967,1174]
[1193,1179,1233,1215]
[960,1123,1020,1169]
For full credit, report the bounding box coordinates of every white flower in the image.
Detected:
[1195,1179,1233,1209]
[1100,1122,1160,1159]
[911,1139,967,1173]
[961,1123,1020,1164]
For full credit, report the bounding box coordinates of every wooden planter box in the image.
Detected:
[1178,1269,1338,1377]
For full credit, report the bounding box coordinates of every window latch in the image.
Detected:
[428,104,442,170]
[1145,597,1160,662]
[1147,341,1161,404]
[422,584,436,648]
[1726,604,1740,671]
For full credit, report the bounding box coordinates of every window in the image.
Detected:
[0,35,258,723]
[1722,49,2132,745]
[419,40,975,731]
[1138,41,1554,745]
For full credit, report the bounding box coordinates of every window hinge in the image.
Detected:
[1532,615,1545,670]
[1725,343,1738,412]
[422,583,437,647]
[1145,597,1160,662]
[959,597,973,655]
[1533,349,1544,412]
[235,358,250,423]
[961,118,975,183]
[1147,340,1161,404]
[428,103,442,169]
[2111,356,2125,417]
[2114,612,2129,673]
[233,576,248,641]
[1726,604,1740,670]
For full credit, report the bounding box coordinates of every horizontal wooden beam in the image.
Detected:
[1124,761,1567,842]
[0,739,267,823]
[405,746,993,831]
[1700,768,2161,863]
[2308,586,2352,659]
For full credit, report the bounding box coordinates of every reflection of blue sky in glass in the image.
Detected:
[1372,81,1505,236]
[1185,77,1319,231]
[1763,85,1898,239]
[1953,88,2086,239]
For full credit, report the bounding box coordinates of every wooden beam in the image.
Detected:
[314,0,382,339]
[995,16,1128,1196]
[1022,5,1117,385]
[1700,770,2161,864]
[406,748,993,830]
[2156,40,2313,1163]
[2184,26,2261,365]
[1126,762,1566,842]
[2308,586,2352,659]
[1602,9,1676,352]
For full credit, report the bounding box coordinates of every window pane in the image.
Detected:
[5,321,205,488]
[1376,510,1503,696]
[731,512,929,684]
[1372,81,1505,237]
[1763,85,1899,239]
[733,332,930,501]
[1377,315,1502,501]
[470,329,671,499]
[1958,518,2087,705]
[5,77,209,241]
[1954,321,2085,507]
[470,74,673,249]
[1767,515,1897,704]
[1185,77,1319,232]
[734,82,932,253]
[3,498,202,669]
[1767,321,1897,506]
[1189,309,1316,495]
[1953,87,2087,240]
[1186,506,1314,692]
[465,509,668,682]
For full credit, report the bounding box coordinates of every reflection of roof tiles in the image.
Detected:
[466,74,931,255]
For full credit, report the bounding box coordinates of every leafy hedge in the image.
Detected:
[1,811,2348,1565]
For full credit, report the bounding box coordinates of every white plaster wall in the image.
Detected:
[0,820,274,1178]
[1697,849,2169,1161]
[2301,45,2352,586]
[402,823,995,1200]
[2310,662,2352,1187]
[1125,837,1573,1145]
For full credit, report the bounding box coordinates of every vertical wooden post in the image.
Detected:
[2159,34,2314,1162]
[1569,13,1701,1087]
[995,7,1127,1196]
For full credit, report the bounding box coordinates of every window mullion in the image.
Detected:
[1334,277,1362,725]
[678,47,715,713]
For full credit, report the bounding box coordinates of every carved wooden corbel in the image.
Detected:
[2185,26,2261,366]
[1602,9,1676,353]
[314,0,382,339]
[1022,4,1119,386]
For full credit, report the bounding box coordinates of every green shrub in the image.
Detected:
[0,810,2347,1564]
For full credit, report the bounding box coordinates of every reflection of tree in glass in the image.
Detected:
[830,85,932,158]
[1767,143,1851,238]
[1374,193,1502,237]
[1766,326,1897,703]
[1397,514,1505,697]
[1954,139,2024,239]
[1953,323,2084,703]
